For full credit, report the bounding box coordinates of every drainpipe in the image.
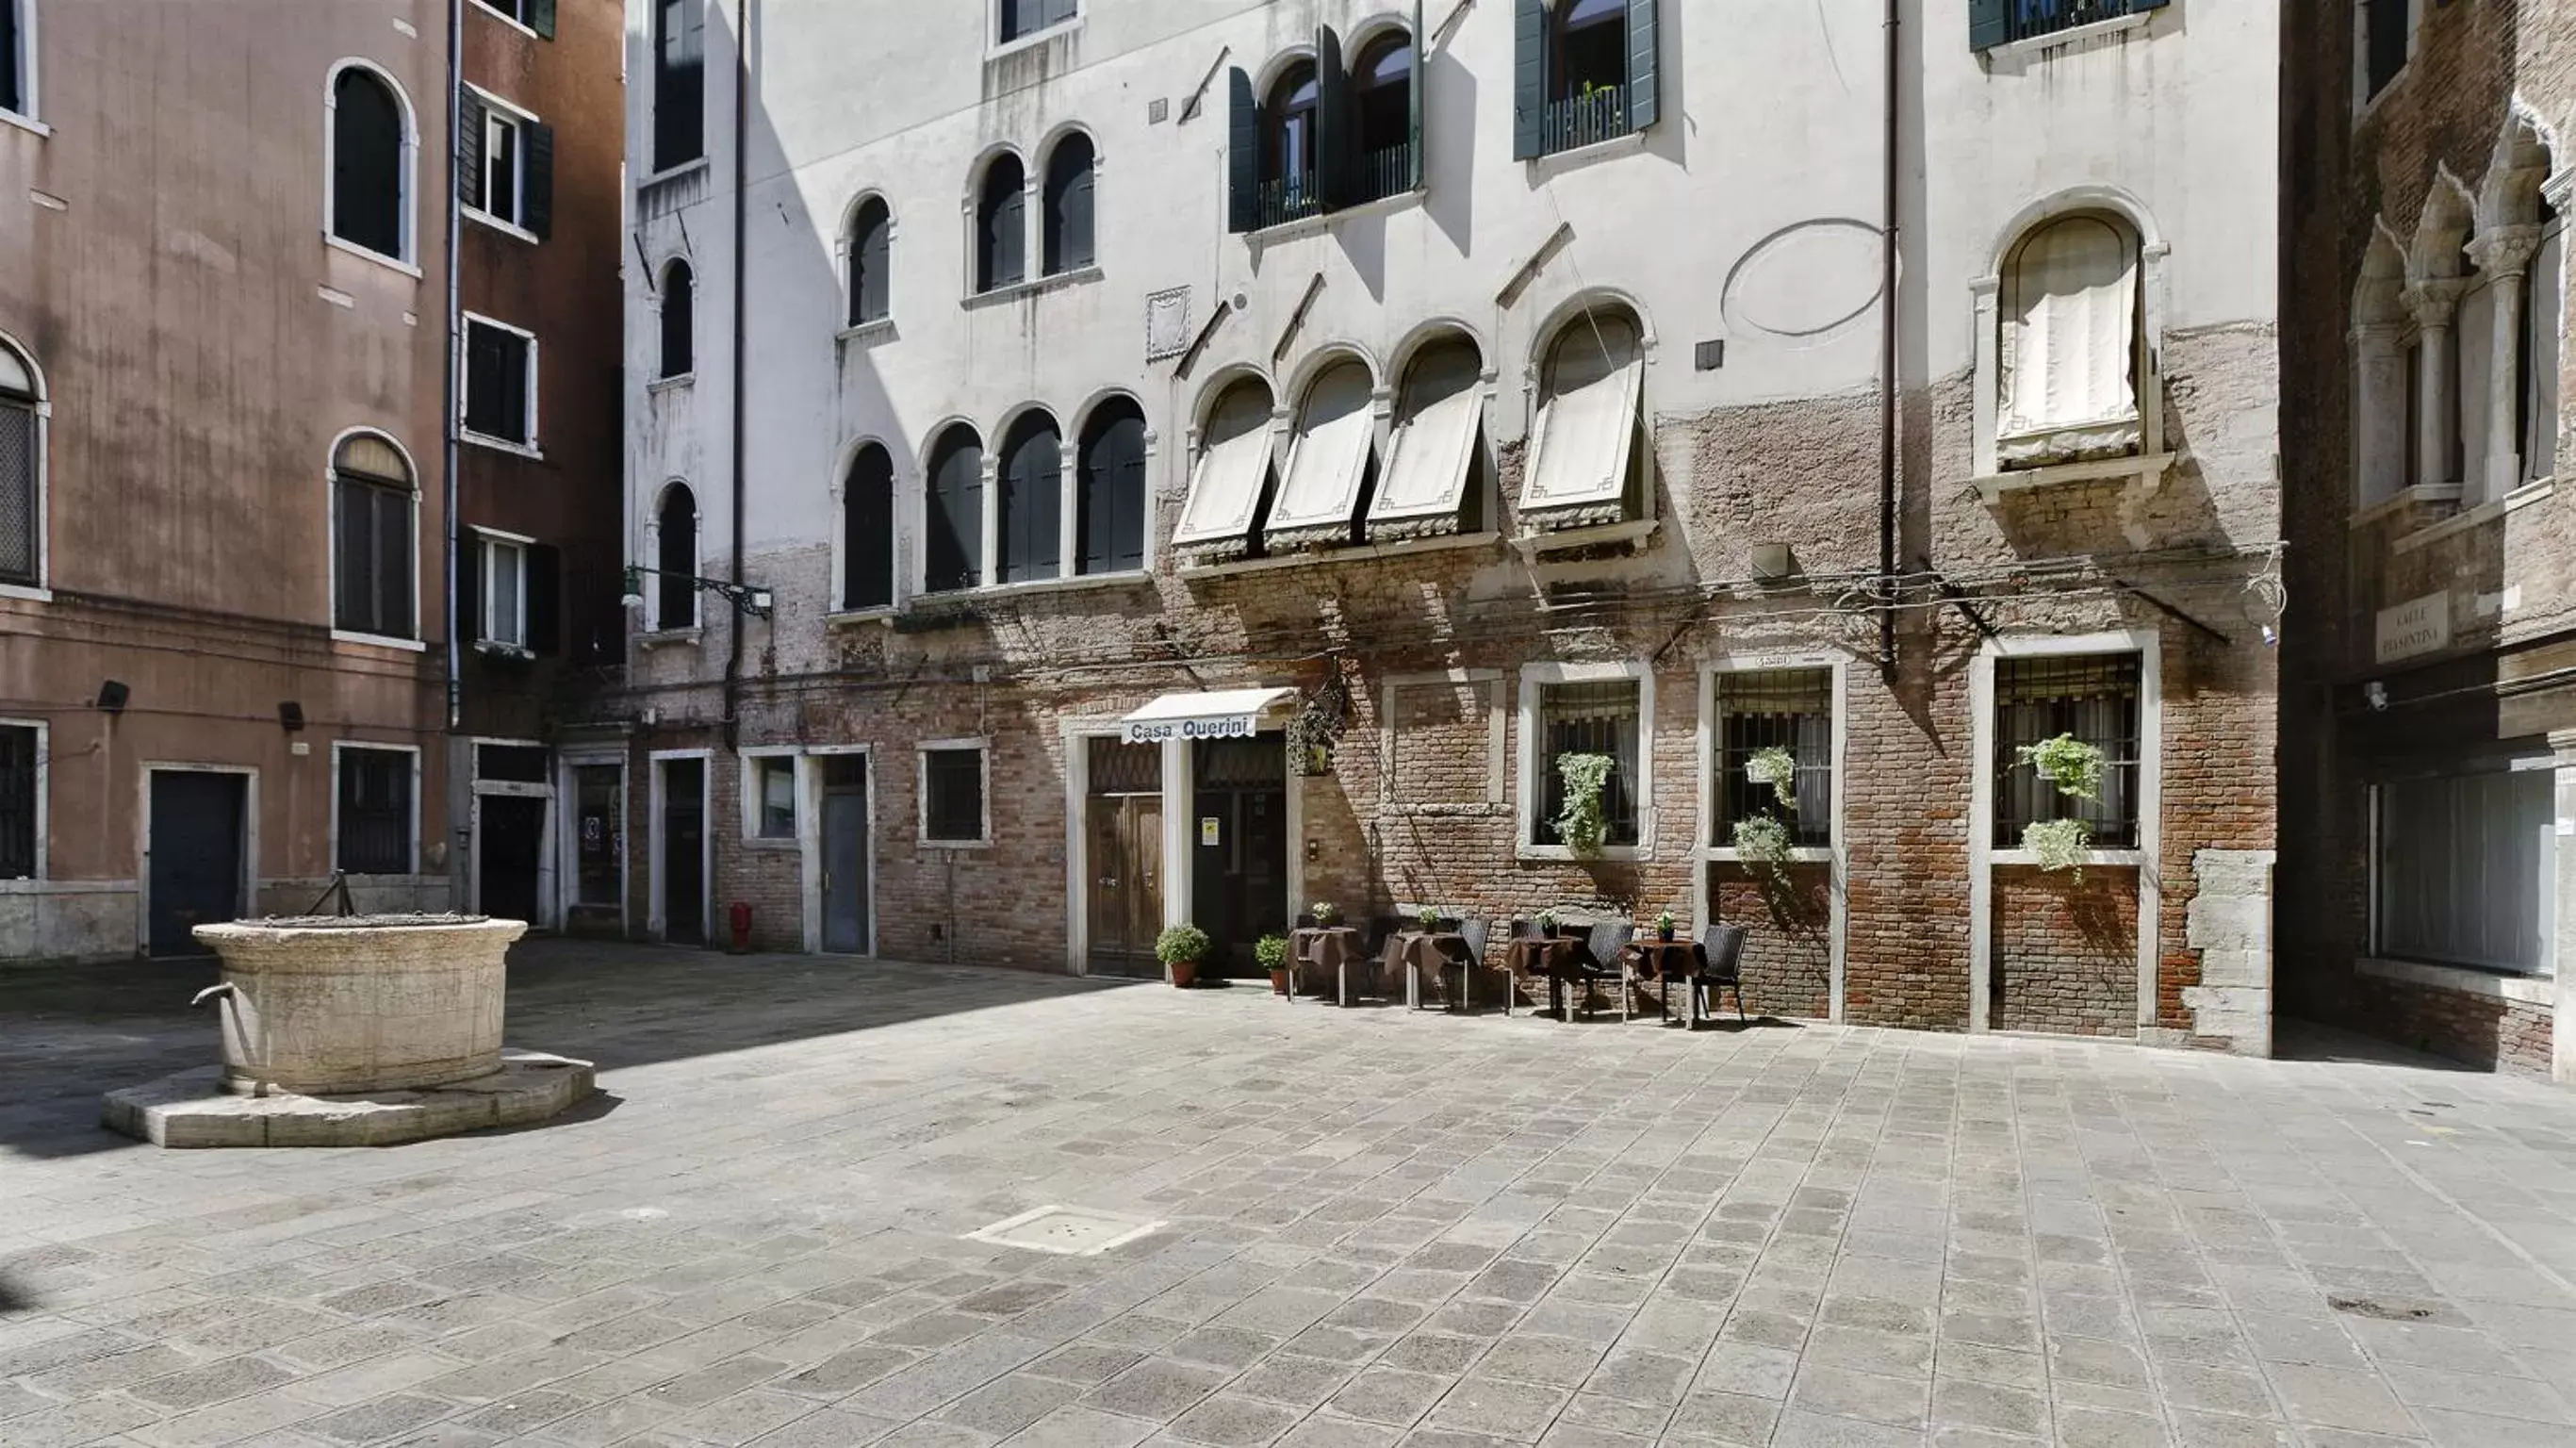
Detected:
[721,0,750,752]
[443,0,464,731]
[1877,0,1900,682]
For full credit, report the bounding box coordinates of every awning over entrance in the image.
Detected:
[1121,687,1295,745]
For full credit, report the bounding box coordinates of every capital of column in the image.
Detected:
[2468,224,2544,278]
[2403,278,2469,331]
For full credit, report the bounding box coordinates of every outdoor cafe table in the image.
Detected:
[1501,935,1578,1018]
[1288,925,1366,1004]
[1622,938,1704,1026]
[1386,930,1473,1012]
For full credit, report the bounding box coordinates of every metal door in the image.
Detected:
[821,757,870,953]
[662,758,706,944]
[478,795,547,925]
[148,771,245,956]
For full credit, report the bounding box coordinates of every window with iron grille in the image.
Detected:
[1534,680,1640,847]
[922,746,986,843]
[336,747,414,875]
[1713,668,1832,848]
[1993,653,2141,850]
[0,724,34,880]
[0,344,34,587]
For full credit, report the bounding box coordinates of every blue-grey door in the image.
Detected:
[148,770,245,956]
[821,757,869,954]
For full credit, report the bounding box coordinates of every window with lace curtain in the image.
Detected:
[1713,668,1833,848]
[1534,680,1640,847]
[1993,653,2141,849]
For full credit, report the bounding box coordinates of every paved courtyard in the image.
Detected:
[4,944,2576,1448]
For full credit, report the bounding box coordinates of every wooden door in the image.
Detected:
[1088,796,1162,971]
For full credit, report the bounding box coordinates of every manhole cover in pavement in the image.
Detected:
[965,1205,1163,1257]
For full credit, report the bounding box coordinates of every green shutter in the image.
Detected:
[1512,0,1545,161]
[1409,0,1425,189]
[1315,25,1351,209]
[529,0,556,39]
[527,544,561,654]
[1968,0,2009,50]
[1226,67,1259,234]
[1626,0,1659,132]
[457,90,485,207]
[523,121,554,239]
[457,535,482,646]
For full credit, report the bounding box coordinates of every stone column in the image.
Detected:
[2553,730,2576,1086]
[2353,322,2407,504]
[2404,279,2468,487]
[2471,225,2543,499]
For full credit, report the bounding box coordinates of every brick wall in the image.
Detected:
[1992,865,2141,1037]
[2341,973,2555,1078]
[1707,863,1831,1021]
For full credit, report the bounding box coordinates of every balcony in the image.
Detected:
[1539,86,1631,158]
[1256,173,1322,231]
[1355,141,1416,206]
[2002,0,2158,43]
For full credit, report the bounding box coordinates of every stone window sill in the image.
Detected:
[1513,518,1658,556]
[837,318,896,347]
[2349,482,2463,531]
[2357,955,2553,1006]
[0,108,52,140]
[1987,8,2157,61]
[2390,478,2553,556]
[331,630,427,653]
[323,233,423,280]
[1530,129,1648,177]
[647,372,694,394]
[1247,187,1426,247]
[1181,530,1495,580]
[635,627,702,650]
[1705,847,1835,865]
[827,604,899,628]
[1990,849,2144,868]
[963,265,1102,311]
[1974,450,2174,504]
[0,583,52,603]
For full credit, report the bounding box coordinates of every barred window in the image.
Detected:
[1535,679,1640,847]
[0,724,34,880]
[1714,668,1831,848]
[336,747,413,875]
[0,340,34,586]
[1993,653,2141,849]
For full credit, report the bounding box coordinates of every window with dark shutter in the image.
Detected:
[653,0,705,171]
[0,342,35,587]
[336,748,414,875]
[1226,68,1259,234]
[522,121,554,238]
[842,443,895,610]
[848,197,891,324]
[529,0,557,40]
[1042,134,1094,275]
[463,319,534,447]
[1077,398,1146,575]
[526,543,561,653]
[0,724,35,881]
[922,748,986,843]
[997,412,1062,584]
[331,433,415,639]
[0,0,22,115]
[332,67,405,257]
[659,260,695,378]
[925,424,984,594]
[656,485,697,629]
[976,153,1025,292]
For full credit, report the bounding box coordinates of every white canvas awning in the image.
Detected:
[1264,360,1378,550]
[1172,381,1279,558]
[1121,687,1296,745]
[2001,214,2139,438]
[1519,312,1643,528]
[1370,339,1483,540]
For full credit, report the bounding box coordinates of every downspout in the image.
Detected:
[1878,0,1900,682]
[722,0,750,752]
[443,0,464,730]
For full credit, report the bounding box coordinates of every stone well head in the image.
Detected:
[191,914,527,1096]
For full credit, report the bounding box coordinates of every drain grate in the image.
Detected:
[966,1205,1163,1258]
[2329,1295,2434,1322]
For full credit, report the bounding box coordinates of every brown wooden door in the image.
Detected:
[1088,796,1162,973]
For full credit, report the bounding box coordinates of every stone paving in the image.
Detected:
[4,942,2576,1448]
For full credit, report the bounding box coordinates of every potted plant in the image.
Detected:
[1534,908,1560,938]
[1310,900,1340,928]
[1255,932,1291,996]
[1555,753,1615,857]
[1655,908,1677,943]
[1417,904,1442,934]
[2023,817,2093,880]
[2016,733,2106,880]
[1733,814,1794,878]
[1157,924,1212,989]
[1745,746,1799,814]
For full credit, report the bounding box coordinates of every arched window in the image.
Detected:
[332,432,416,639]
[655,484,697,630]
[976,153,1026,294]
[2521,194,2563,485]
[0,338,39,586]
[1263,62,1321,225]
[847,196,891,326]
[1521,304,1647,530]
[1354,31,1414,203]
[1267,357,1378,550]
[331,65,407,260]
[1370,334,1485,540]
[1998,213,2142,466]
[1077,398,1147,575]
[925,424,984,593]
[998,411,1062,584]
[1042,134,1095,276]
[658,259,694,380]
[1,0,30,117]
[842,443,894,611]
[1171,375,1279,560]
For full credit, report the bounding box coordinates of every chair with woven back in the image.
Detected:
[1691,923,1750,1024]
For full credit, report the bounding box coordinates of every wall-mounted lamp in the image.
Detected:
[621,564,774,618]
[278,701,306,732]
[95,680,129,715]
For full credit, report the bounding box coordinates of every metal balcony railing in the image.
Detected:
[1355,141,1415,205]
[1257,173,1322,230]
[2005,0,2155,42]
[1540,85,1631,158]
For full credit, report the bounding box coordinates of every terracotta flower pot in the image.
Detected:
[1170,959,1199,988]
[1268,968,1290,995]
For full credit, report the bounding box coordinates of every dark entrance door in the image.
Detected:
[148,770,245,956]
[821,755,871,954]
[662,758,706,945]
[1087,737,1164,979]
[1190,734,1288,979]
[479,796,546,926]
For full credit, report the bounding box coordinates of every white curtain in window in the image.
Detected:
[2529,226,2563,481]
[1265,360,1377,549]
[1521,311,1642,523]
[1370,339,1482,539]
[2002,215,2140,436]
[2457,281,2492,490]
[2378,769,2554,975]
[1171,380,1278,556]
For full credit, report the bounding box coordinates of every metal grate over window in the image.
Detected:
[1536,680,1640,847]
[1089,736,1161,796]
[0,397,33,585]
[1714,668,1832,848]
[923,748,985,843]
[336,748,413,875]
[1993,653,2141,849]
[0,724,34,880]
